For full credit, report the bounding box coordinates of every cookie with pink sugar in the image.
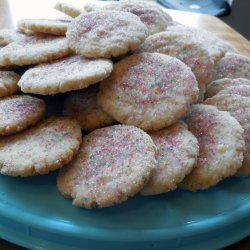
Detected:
[98,52,199,131]
[18,55,113,95]
[0,70,20,97]
[63,85,115,131]
[204,94,250,176]
[167,25,236,63]
[84,0,173,35]
[0,95,46,135]
[205,78,250,99]
[216,85,250,98]
[57,125,157,208]
[212,53,250,80]
[180,104,245,191]
[66,10,148,58]
[0,34,72,66]
[138,31,214,101]
[0,117,82,177]
[141,121,199,196]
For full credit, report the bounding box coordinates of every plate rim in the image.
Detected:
[0,186,250,242]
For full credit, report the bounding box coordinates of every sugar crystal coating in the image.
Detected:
[204,94,250,176]
[0,117,82,176]
[180,104,245,191]
[141,121,199,195]
[0,34,72,66]
[205,78,250,99]
[88,0,173,35]
[18,55,113,95]
[64,84,115,131]
[57,125,157,208]
[0,95,46,135]
[213,53,250,80]
[138,31,214,101]
[167,26,236,63]
[218,85,250,98]
[66,10,148,58]
[98,52,199,131]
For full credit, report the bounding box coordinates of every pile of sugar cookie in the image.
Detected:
[0,0,249,209]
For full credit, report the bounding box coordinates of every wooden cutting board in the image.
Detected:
[0,0,249,249]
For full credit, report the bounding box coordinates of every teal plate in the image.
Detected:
[0,172,249,250]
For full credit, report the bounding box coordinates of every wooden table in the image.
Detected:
[0,0,249,249]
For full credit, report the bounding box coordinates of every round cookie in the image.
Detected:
[217,85,250,98]
[141,121,199,196]
[66,10,148,58]
[0,29,26,45]
[138,31,214,101]
[0,117,81,177]
[18,19,68,36]
[86,0,173,35]
[204,94,250,176]
[0,34,72,66]
[57,125,157,208]
[205,78,250,99]
[213,53,250,80]
[54,1,83,18]
[0,95,46,135]
[63,85,115,131]
[18,55,113,95]
[167,25,236,63]
[180,104,245,191]
[98,52,199,131]
[0,70,20,97]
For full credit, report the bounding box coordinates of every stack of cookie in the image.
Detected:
[0,0,249,209]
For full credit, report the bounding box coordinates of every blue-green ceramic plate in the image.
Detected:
[0,172,249,250]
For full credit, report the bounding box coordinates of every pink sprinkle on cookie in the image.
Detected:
[217,85,250,98]
[167,26,236,63]
[57,124,157,208]
[98,52,199,131]
[0,34,72,66]
[66,10,148,58]
[205,78,250,99]
[0,117,82,177]
[86,0,173,35]
[180,104,245,191]
[141,121,199,195]
[0,95,46,135]
[64,85,115,131]
[138,31,214,101]
[18,55,113,95]
[213,53,250,80]
[204,94,250,176]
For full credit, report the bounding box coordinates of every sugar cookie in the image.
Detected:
[0,117,81,176]
[57,125,156,208]
[98,53,198,131]
[180,104,245,191]
[18,55,113,95]
[63,85,115,131]
[66,11,148,58]
[141,121,199,195]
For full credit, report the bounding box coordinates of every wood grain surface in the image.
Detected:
[0,0,249,249]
